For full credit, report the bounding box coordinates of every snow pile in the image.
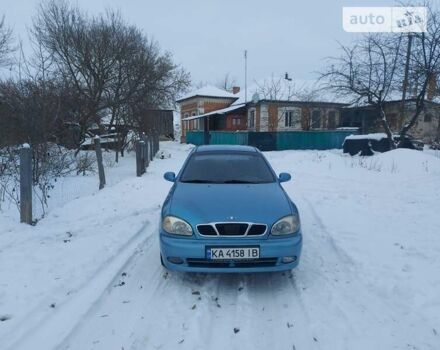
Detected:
[156,149,171,159]
[345,133,387,141]
[373,148,440,175]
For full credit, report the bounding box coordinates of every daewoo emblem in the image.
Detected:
[228,216,235,220]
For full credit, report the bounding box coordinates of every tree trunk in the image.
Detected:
[378,106,396,150]
[399,101,424,144]
[435,115,440,142]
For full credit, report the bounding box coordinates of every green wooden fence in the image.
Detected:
[276,131,355,150]
[209,132,249,145]
[186,130,357,151]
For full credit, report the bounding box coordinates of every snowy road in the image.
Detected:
[2,143,440,350]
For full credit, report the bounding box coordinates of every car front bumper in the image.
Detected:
[159,231,302,273]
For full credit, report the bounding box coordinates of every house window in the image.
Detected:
[284,111,294,127]
[424,113,432,122]
[311,110,321,129]
[191,112,200,130]
[249,110,255,128]
[232,118,241,126]
[327,111,336,129]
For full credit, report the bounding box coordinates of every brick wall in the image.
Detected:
[255,105,261,131]
[178,97,237,142]
[268,104,278,131]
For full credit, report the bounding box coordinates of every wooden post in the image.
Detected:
[115,131,119,164]
[149,136,154,161]
[20,144,32,224]
[136,141,143,177]
[140,133,149,171]
[94,136,106,189]
[141,140,146,174]
[143,141,148,171]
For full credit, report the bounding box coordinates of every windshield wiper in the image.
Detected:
[181,179,268,184]
[181,179,217,183]
[222,180,259,184]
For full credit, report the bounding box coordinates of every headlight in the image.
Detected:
[163,216,193,236]
[271,215,300,235]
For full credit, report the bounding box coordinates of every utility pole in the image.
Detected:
[244,49,248,103]
[400,33,413,130]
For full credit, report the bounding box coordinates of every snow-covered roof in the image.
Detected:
[177,85,239,102]
[182,103,246,121]
[230,77,352,105]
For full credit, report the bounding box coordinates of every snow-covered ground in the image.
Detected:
[1,142,440,350]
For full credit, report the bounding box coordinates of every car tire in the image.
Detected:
[160,254,165,267]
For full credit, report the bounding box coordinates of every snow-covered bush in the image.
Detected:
[75,152,96,176]
[0,143,77,218]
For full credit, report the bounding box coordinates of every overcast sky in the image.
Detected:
[2,0,399,86]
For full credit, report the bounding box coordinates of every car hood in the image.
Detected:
[166,182,292,225]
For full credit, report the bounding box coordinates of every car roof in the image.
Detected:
[195,145,258,153]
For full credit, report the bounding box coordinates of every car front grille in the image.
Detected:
[216,223,248,236]
[186,258,278,268]
[197,223,267,237]
[197,225,217,236]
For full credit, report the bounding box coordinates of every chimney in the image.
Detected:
[427,73,437,101]
[232,86,240,94]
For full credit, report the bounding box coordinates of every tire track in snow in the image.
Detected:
[296,194,437,349]
[300,194,356,269]
[290,194,373,348]
[60,234,213,350]
[57,229,160,349]
[5,215,155,350]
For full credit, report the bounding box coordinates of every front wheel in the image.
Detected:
[160,254,165,267]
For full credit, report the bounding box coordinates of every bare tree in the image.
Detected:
[216,73,237,92]
[398,5,440,143]
[0,15,14,67]
[32,1,189,150]
[255,74,294,101]
[320,34,402,148]
[255,75,322,130]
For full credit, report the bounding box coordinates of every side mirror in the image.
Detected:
[278,172,291,183]
[164,172,176,182]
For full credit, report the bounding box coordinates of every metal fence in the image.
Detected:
[186,130,358,151]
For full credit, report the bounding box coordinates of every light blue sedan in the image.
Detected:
[160,145,302,273]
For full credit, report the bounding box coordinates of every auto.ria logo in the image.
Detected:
[343,7,427,33]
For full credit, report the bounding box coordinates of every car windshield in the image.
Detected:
[180,152,275,184]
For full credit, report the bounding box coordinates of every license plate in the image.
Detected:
[207,247,260,260]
